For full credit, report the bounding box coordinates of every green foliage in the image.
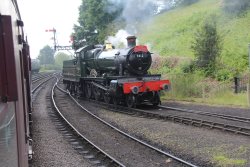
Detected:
[55,52,71,69]
[37,45,55,65]
[223,0,250,16]
[73,0,122,48]
[165,73,205,98]
[215,68,232,81]
[40,64,60,72]
[181,61,196,73]
[191,15,222,77]
[139,0,250,75]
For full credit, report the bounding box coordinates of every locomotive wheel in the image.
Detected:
[126,94,136,108]
[112,96,120,106]
[152,91,160,106]
[85,83,92,99]
[93,86,101,101]
[66,83,70,91]
[75,85,81,97]
[70,83,74,94]
[104,92,111,104]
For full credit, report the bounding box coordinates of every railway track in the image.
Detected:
[32,73,53,83]
[93,100,250,136]
[32,76,55,93]
[53,79,198,167]
[52,82,125,167]
[60,84,250,137]
[31,72,56,92]
[159,105,250,124]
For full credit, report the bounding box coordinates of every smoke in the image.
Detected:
[107,29,131,48]
[106,0,174,47]
[106,0,173,33]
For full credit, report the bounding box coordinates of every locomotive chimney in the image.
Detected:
[126,36,136,48]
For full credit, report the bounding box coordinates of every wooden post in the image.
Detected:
[247,83,250,106]
[249,44,250,70]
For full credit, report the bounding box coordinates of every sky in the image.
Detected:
[18,0,82,58]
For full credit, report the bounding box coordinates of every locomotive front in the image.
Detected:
[115,36,152,76]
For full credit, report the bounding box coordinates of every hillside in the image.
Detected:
[138,0,250,74]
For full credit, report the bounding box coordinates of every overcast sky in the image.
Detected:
[19,0,82,58]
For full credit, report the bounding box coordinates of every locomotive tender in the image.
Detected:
[63,36,170,107]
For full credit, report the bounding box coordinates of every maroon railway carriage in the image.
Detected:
[0,0,32,166]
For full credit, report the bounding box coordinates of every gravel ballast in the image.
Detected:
[80,100,250,167]
[54,88,188,167]
[31,80,94,167]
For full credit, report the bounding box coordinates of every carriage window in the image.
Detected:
[0,15,18,102]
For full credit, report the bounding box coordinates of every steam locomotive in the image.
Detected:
[62,36,170,107]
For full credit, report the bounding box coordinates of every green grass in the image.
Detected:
[201,145,249,167]
[213,155,247,167]
[138,0,250,72]
[163,90,249,108]
[161,72,249,107]
[137,0,250,107]
[204,91,249,107]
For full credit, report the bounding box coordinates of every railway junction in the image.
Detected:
[29,73,250,167]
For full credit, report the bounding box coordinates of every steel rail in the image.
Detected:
[56,84,199,167]
[111,103,250,136]
[160,105,250,124]
[32,73,53,83]
[64,92,250,137]
[52,80,126,167]
[32,76,55,94]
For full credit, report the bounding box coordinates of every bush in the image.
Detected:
[166,73,205,98]
[181,60,196,73]
[191,15,222,77]
[223,0,250,16]
[215,68,233,81]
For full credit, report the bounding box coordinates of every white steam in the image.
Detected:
[107,29,131,48]
[106,0,174,47]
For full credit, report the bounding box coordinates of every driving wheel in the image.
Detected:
[93,86,101,100]
[126,94,136,108]
[104,92,111,104]
[85,83,92,99]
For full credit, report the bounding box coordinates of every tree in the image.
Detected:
[55,52,71,69]
[73,0,122,48]
[191,15,222,77]
[37,45,55,65]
